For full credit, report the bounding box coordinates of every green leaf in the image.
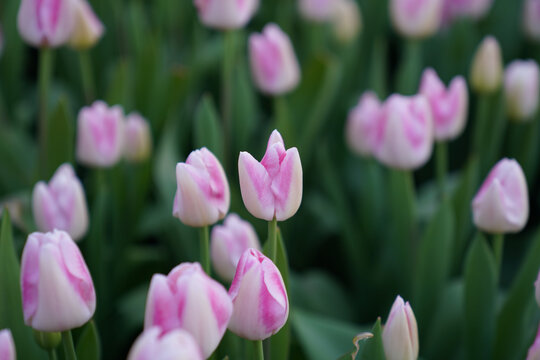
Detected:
[193,95,224,161]
[76,320,101,360]
[356,318,385,360]
[231,56,258,153]
[45,96,74,178]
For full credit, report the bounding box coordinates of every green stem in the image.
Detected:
[274,96,291,142]
[436,141,448,199]
[267,218,278,262]
[200,225,210,274]
[369,36,388,98]
[61,331,77,360]
[79,50,95,104]
[222,30,236,169]
[254,340,264,360]
[493,233,504,278]
[39,48,53,178]
[396,39,422,95]
[472,93,491,157]
[48,349,58,360]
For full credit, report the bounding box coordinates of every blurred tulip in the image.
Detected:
[332,0,362,44]
[470,36,503,94]
[68,0,104,50]
[238,130,302,221]
[528,325,540,360]
[144,263,232,358]
[298,0,335,22]
[535,269,540,307]
[504,60,539,121]
[194,0,259,29]
[20,230,96,332]
[173,148,230,227]
[390,0,444,38]
[382,295,419,360]
[76,100,125,167]
[17,0,76,48]
[443,0,493,23]
[0,330,15,360]
[472,158,529,234]
[32,163,89,241]
[249,24,301,95]
[128,327,203,360]
[228,249,289,340]
[123,113,152,162]
[345,91,383,157]
[524,0,540,41]
[419,68,469,141]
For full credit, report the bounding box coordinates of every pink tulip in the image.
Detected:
[211,213,261,281]
[504,60,540,121]
[249,24,301,95]
[76,100,125,167]
[0,330,15,360]
[390,0,444,38]
[144,263,232,358]
[128,327,203,360]
[298,0,335,22]
[32,163,89,241]
[524,0,540,42]
[346,91,383,157]
[17,0,76,48]
[442,0,493,24]
[173,148,230,227]
[20,230,96,332]
[527,325,540,360]
[68,0,104,49]
[419,68,469,141]
[123,113,152,162]
[238,130,302,221]
[472,158,529,234]
[470,36,503,94]
[228,249,289,340]
[535,269,540,308]
[382,296,419,360]
[194,0,259,29]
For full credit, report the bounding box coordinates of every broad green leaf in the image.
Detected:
[356,318,385,360]
[0,126,36,192]
[154,117,182,203]
[76,320,101,360]
[44,97,74,179]
[193,95,224,161]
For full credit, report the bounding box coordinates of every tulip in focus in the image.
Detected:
[128,327,203,360]
[144,262,232,358]
[239,130,302,221]
[32,163,89,241]
[419,68,469,141]
[389,0,444,38]
[298,0,335,22]
[504,60,540,121]
[228,249,289,340]
[123,113,152,162]
[528,325,540,360]
[0,330,15,360]
[20,230,96,332]
[346,91,383,157]
[472,158,529,234]
[535,269,540,308]
[524,0,540,42]
[249,24,301,95]
[68,0,104,50]
[382,295,419,360]
[470,36,503,94]
[332,0,362,44]
[173,148,230,227]
[194,0,259,29]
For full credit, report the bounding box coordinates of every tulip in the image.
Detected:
[472,158,529,234]
[20,230,96,332]
[382,296,419,360]
[524,0,540,42]
[528,325,540,360]
[442,0,493,23]
[17,0,76,48]
[123,113,152,162]
[389,0,444,38]
[535,269,540,308]
[470,36,503,94]
[419,68,469,141]
[211,213,261,281]
[373,94,434,170]
[144,263,232,358]
[504,60,540,121]
[68,0,104,50]
[228,249,289,340]
[332,0,362,44]
[0,330,15,360]
[194,0,259,29]
[345,92,383,157]
[32,163,89,241]
[249,24,301,95]
[173,148,230,227]
[298,0,335,22]
[76,100,125,167]
[238,130,302,221]
[128,327,203,360]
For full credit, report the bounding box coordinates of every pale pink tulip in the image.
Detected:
[528,325,540,360]
[123,113,152,162]
[332,0,362,43]
[298,0,335,22]
[346,91,383,157]
[0,330,15,360]
[390,0,444,38]
[194,0,259,29]
[68,0,104,49]
[504,60,540,121]
[442,0,493,24]
[127,327,203,360]
[470,36,503,94]
[524,0,540,42]
[382,296,419,360]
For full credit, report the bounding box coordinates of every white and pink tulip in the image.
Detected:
[0,330,15,360]
[470,36,503,94]
[524,0,540,42]
[127,327,203,360]
[68,0,104,49]
[194,0,259,29]
[504,60,540,121]
[123,113,152,162]
[382,295,419,360]
[345,91,384,157]
[389,0,444,38]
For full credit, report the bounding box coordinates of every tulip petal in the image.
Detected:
[238,152,275,220]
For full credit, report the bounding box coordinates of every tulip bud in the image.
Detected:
[419,68,469,141]
[373,94,434,170]
[128,327,203,360]
[470,36,503,94]
[535,269,540,307]
[382,296,419,360]
[527,325,540,360]
[32,164,89,241]
[68,0,104,50]
[173,148,230,227]
[228,249,289,340]
[249,24,301,95]
[504,60,540,121]
[211,213,261,282]
[472,158,529,234]
[76,101,125,167]
[332,0,362,44]
[299,0,335,22]
[389,0,444,38]
[238,130,303,221]
[123,113,152,162]
[524,0,540,42]
[144,263,233,358]
[194,0,259,29]
[17,0,76,48]
[0,330,15,360]
[345,92,383,157]
[20,230,96,332]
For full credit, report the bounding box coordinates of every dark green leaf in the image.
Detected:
[356,318,385,360]
[45,96,74,178]
[193,95,224,161]
[76,320,101,360]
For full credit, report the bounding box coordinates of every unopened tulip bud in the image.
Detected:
[68,0,104,50]
[346,92,383,157]
[21,230,96,332]
[249,24,301,95]
[524,0,540,42]
[332,0,362,44]
[32,164,89,241]
[470,36,503,94]
[0,330,15,360]
[535,269,540,307]
[527,325,540,360]
[17,0,76,48]
[128,327,203,360]
[76,100,125,167]
[382,296,419,360]
[299,0,335,22]
[228,249,289,340]
[211,213,261,281]
[390,0,444,38]
[173,148,230,227]
[472,158,529,234]
[504,60,539,121]
[194,0,259,29]
[144,263,232,358]
[123,113,152,162]
[239,130,303,221]
[419,68,469,141]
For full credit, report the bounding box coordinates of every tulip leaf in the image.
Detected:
[193,94,224,162]
[76,320,101,360]
[45,96,74,179]
[231,55,258,154]
[355,318,385,360]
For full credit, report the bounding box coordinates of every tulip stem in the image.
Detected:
[222,30,236,169]
[200,225,211,275]
[472,93,491,158]
[61,331,78,360]
[493,233,504,278]
[48,349,58,360]
[436,141,448,199]
[396,39,422,95]
[39,47,53,178]
[79,50,95,104]
[254,340,264,360]
[267,218,278,262]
